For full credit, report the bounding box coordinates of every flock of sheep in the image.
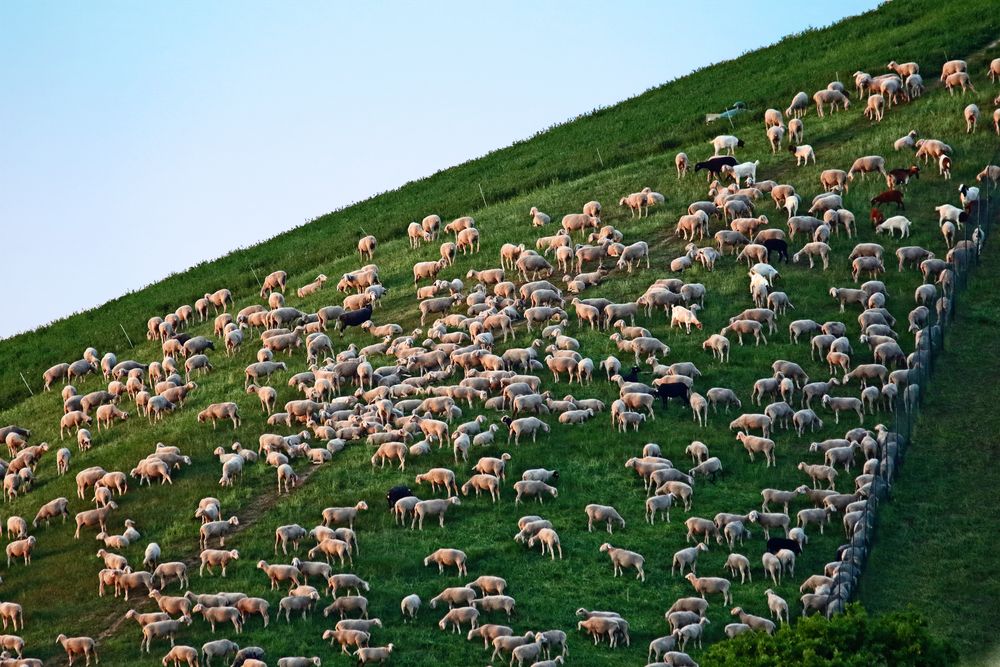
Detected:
[0,52,997,667]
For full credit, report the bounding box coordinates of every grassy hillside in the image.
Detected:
[0,1,999,665]
[2,1,998,406]
[860,245,1000,666]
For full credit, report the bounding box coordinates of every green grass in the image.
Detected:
[860,246,1000,667]
[0,1,999,665]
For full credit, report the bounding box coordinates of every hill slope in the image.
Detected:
[1,2,999,666]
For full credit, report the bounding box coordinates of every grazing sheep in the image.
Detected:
[672,543,709,576]
[731,606,776,635]
[684,573,731,604]
[599,543,645,581]
[56,634,99,665]
[788,144,815,166]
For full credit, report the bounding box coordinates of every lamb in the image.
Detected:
[864,93,885,122]
[684,573,732,604]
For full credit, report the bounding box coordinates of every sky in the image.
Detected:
[0,0,880,339]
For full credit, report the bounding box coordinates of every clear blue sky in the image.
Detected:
[0,1,879,339]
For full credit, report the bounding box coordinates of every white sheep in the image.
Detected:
[874,216,911,239]
[965,104,979,133]
[788,144,815,166]
[711,135,744,156]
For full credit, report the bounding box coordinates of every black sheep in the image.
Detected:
[763,238,789,264]
[766,537,802,555]
[386,485,414,509]
[655,382,691,409]
[336,306,373,336]
[693,155,738,180]
[623,366,641,382]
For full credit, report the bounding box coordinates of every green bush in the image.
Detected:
[702,604,956,666]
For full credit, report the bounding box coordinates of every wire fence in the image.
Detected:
[827,180,995,616]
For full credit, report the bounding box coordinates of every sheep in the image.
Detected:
[30,496,68,529]
[321,502,368,530]
[737,432,775,467]
[786,91,809,118]
[710,134,744,156]
[140,617,193,653]
[324,626,372,655]
[526,527,563,560]
[354,644,394,665]
[875,215,911,239]
[424,547,468,576]
[788,144,815,166]
[599,543,645,581]
[684,573,731,604]
[945,71,975,95]
[731,606,776,635]
[74,501,118,539]
[720,320,767,347]
[151,561,189,590]
[56,634,99,665]
[822,395,865,424]
[848,155,886,181]
[411,497,461,530]
[864,93,885,122]
[675,152,689,177]
[725,552,752,583]
[798,462,838,489]
[812,89,849,116]
[767,124,785,153]
[672,543,709,576]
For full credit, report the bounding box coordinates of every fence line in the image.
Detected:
[827,182,994,616]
